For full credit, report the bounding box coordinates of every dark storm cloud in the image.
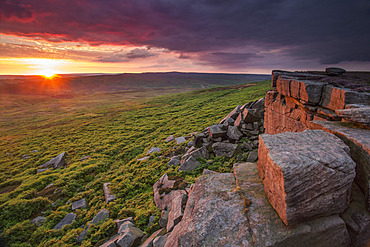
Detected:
[1,0,369,68]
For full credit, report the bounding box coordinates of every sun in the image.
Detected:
[40,69,57,79]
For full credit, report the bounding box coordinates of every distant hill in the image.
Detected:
[0,72,270,95]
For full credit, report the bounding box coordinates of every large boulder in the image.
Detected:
[326,67,346,76]
[258,130,356,225]
[39,152,66,169]
[164,173,252,247]
[234,162,351,247]
[212,142,238,158]
[53,213,77,230]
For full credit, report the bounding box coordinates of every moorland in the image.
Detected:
[0,72,270,246]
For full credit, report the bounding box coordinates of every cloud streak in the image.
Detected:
[0,0,369,71]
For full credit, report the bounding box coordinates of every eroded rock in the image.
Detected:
[257,130,356,225]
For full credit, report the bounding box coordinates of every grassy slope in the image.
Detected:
[0,81,271,247]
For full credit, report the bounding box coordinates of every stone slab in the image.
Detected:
[258,130,356,225]
[233,162,351,247]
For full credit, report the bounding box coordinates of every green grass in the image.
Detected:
[0,81,271,247]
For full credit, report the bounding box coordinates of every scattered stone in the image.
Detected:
[165,135,175,142]
[208,125,226,138]
[80,156,90,162]
[234,162,351,247]
[147,147,161,155]
[212,142,238,158]
[164,173,252,247]
[246,151,258,162]
[118,221,136,233]
[103,183,116,204]
[193,133,205,147]
[167,156,180,166]
[53,213,77,230]
[242,142,253,151]
[76,209,110,242]
[226,126,243,141]
[187,140,194,147]
[21,154,30,159]
[258,130,356,225]
[39,152,66,169]
[137,156,149,161]
[31,216,46,227]
[148,215,155,228]
[175,137,186,145]
[181,146,209,164]
[115,225,144,247]
[72,198,87,211]
[326,67,346,76]
[178,156,201,171]
[115,217,134,229]
[32,150,39,152]
[141,228,166,247]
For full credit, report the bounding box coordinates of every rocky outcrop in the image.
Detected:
[264,70,370,134]
[257,130,356,225]
[234,162,351,247]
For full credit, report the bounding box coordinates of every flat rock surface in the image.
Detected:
[258,130,356,225]
[164,173,252,247]
[72,198,87,211]
[39,152,66,169]
[234,162,351,247]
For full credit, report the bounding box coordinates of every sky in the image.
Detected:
[0,0,370,75]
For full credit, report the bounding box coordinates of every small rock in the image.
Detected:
[53,213,77,230]
[103,183,116,204]
[115,217,134,229]
[21,154,30,159]
[115,225,144,247]
[36,167,49,174]
[187,140,194,147]
[141,228,166,247]
[80,156,90,162]
[153,233,170,247]
[212,142,238,158]
[208,125,226,138]
[76,209,110,242]
[167,157,180,167]
[72,198,87,211]
[148,215,156,228]
[202,169,219,175]
[39,152,66,169]
[147,147,161,155]
[31,216,46,227]
[193,133,205,147]
[242,142,253,151]
[226,126,243,141]
[178,156,201,171]
[31,150,39,153]
[159,210,169,228]
[118,221,136,233]
[165,135,175,142]
[137,156,149,161]
[246,151,258,162]
[175,137,186,145]
[181,146,209,164]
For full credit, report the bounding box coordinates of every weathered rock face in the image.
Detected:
[336,106,370,128]
[257,130,356,225]
[53,213,77,230]
[164,173,252,247]
[311,121,370,211]
[265,71,370,135]
[167,193,187,232]
[234,162,351,247]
